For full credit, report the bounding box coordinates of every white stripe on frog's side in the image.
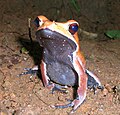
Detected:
[85,69,101,86]
[70,51,87,112]
[72,52,84,87]
[72,48,85,73]
[41,60,50,86]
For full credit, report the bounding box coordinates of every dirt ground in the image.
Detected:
[0,1,120,115]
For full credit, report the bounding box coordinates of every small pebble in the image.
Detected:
[105,84,112,92]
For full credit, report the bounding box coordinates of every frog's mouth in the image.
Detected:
[36,28,77,52]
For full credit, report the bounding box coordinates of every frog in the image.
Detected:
[19,15,103,113]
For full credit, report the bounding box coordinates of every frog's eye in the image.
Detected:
[34,17,43,27]
[69,23,79,35]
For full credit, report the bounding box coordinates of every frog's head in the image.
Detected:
[34,15,80,53]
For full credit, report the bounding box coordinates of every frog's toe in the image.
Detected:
[52,98,85,113]
[52,102,73,109]
[51,84,68,94]
[88,83,104,94]
[86,69,104,93]
[52,92,86,113]
[17,66,38,77]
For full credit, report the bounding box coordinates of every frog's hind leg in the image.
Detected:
[86,69,104,93]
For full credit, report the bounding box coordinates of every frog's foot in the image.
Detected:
[86,69,104,93]
[52,84,68,94]
[52,82,87,113]
[46,82,68,94]
[17,66,38,77]
[52,95,85,113]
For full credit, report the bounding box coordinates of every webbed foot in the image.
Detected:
[46,82,68,94]
[17,66,38,77]
[86,69,104,93]
[52,85,68,94]
[52,95,85,113]
[52,80,87,113]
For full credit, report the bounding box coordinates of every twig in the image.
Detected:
[28,18,33,44]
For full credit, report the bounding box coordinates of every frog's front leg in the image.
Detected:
[69,58,87,112]
[17,66,39,77]
[53,73,87,112]
[40,60,50,87]
[54,58,87,113]
[40,60,56,90]
[71,74,87,112]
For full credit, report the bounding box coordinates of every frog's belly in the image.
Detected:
[46,62,78,86]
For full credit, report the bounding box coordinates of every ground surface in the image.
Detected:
[0,33,120,115]
[0,0,120,115]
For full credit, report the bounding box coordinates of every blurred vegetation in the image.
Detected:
[105,30,120,39]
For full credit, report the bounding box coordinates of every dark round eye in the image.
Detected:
[34,17,40,27]
[69,23,79,35]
